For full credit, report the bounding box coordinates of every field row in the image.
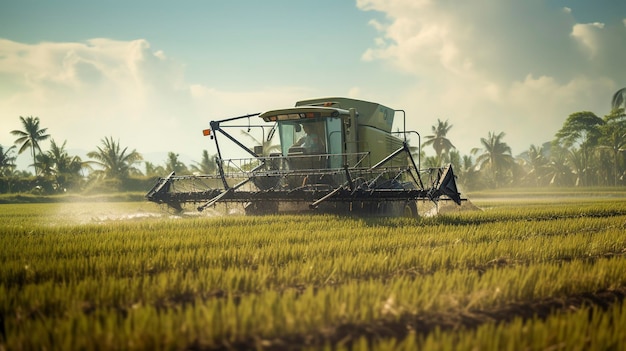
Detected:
[2,198,626,350]
[2,211,625,291]
[331,300,626,351]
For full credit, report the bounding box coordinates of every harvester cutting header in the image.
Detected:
[146,97,461,216]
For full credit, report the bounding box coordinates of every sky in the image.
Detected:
[1,0,625,172]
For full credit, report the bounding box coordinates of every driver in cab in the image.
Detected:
[290,124,324,154]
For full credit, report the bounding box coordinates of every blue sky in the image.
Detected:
[1,0,625,172]
[1,1,384,88]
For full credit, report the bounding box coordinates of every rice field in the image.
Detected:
[1,194,626,350]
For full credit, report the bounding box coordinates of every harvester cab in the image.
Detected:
[146,97,462,216]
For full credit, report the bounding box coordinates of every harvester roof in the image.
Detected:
[295,97,395,133]
[259,106,350,122]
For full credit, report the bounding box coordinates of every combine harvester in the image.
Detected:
[146,97,461,216]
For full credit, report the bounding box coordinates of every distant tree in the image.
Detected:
[422,119,455,165]
[422,155,442,169]
[569,147,590,186]
[47,140,86,177]
[554,111,604,149]
[44,140,87,190]
[598,109,626,185]
[545,149,576,186]
[34,152,56,177]
[87,137,143,179]
[458,154,483,190]
[448,149,462,173]
[446,149,478,190]
[164,152,189,174]
[190,150,217,175]
[239,130,280,156]
[12,170,33,177]
[519,144,550,187]
[10,116,50,175]
[554,111,604,186]
[471,131,515,188]
[612,87,626,111]
[0,144,17,177]
[144,161,166,177]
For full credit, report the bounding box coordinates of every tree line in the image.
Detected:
[0,117,217,194]
[423,88,626,190]
[1,88,624,194]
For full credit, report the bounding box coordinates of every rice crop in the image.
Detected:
[1,197,625,350]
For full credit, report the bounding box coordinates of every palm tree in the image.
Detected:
[0,144,17,177]
[190,150,217,175]
[422,119,455,165]
[471,131,515,188]
[448,149,462,173]
[554,111,605,186]
[45,140,87,190]
[598,113,626,185]
[520,144,549,186]
[239,130,281,156]
[87,137,143,179]
[164,152,189,174]
[422,155,442,169]
[546,151,576,187]
[458,154,483,190]
[10,116,50,175]
[34,153,56,177]
[144,162,166,177]
[47,140,86,177]
[612,87,626,111]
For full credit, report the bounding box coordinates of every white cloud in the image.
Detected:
[0,38,188,157]
[357,0,626,155]
[0,38,315,169]
[571,22,605,57]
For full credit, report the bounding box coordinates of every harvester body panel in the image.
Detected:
[146,97,462,216]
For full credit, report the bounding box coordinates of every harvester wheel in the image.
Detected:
[403,201,418,218]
